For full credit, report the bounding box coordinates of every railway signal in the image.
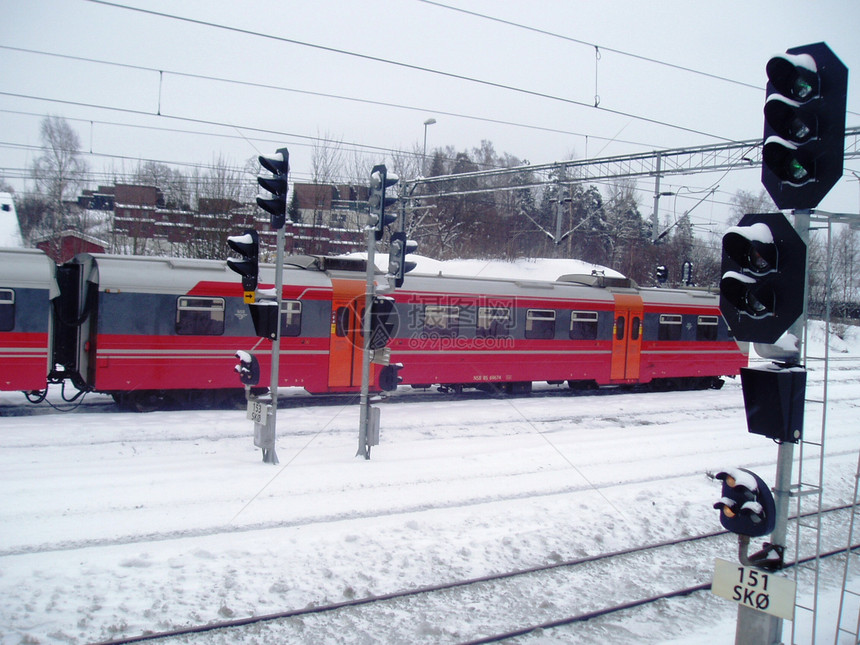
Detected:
[226,228,278,340]
[369,164,399,241]
[234,350,260,386]
[378,363,404,392]
[740,364,806,443]
[681,261,693,286]
[761,42,848,210]
[369,296,398,350]
[719,212,806,344]
[714,468,776,538]
[257,148,290,229]
[227,229,259,304]
[387,232,418,288]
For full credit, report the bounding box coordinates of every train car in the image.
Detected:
[0,247,58,393]
[5,249,748,410]
[383,270,747,393]
[48,253,341,410]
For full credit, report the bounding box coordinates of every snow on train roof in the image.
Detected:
[0,246,58,293]
[351,253,625,283]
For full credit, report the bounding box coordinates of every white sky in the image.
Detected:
[1,0,859,234]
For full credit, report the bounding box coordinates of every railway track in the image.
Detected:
[2,352,859,419]
[92,505,856,645]
[3,354,858,644]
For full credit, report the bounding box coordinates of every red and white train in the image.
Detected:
[0,247,748,411]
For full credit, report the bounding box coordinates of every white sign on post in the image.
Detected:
[247,400,265,424]
[711,558,796,621]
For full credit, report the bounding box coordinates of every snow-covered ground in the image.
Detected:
[1,321,859,644]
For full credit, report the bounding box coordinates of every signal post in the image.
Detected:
[357,165,416,459]
[227,147,289,465]
[714,43,847,644]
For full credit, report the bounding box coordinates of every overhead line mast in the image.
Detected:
[406,128,860,197]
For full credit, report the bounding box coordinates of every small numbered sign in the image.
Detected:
[247,400,265,424]
[712,558,796,621]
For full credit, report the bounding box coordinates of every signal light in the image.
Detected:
[369,164,399,241]
[248,301,279,340]
[257,148,290,229]
[234,350,260,386]
[740,364,806,443]
[387,232,418,288]
[655,265,668,284]
[227,229,259,304]
[378,363,404,392]
[761,42,848,210]
[681,261,693,286]
[714,468,776,538]
[719,212,806,344]
[368,296,398,350]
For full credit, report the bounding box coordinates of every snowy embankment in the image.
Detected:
[0,321,858,644]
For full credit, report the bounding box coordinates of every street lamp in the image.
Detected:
[422,118,436,174]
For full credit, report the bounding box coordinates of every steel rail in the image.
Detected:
[91,504,855,645]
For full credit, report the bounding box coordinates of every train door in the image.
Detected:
[52,254,98,389]
[610,293,643,382]
[328,278,366,390]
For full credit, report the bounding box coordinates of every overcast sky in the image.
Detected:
[2,0,859,234]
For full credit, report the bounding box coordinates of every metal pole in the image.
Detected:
[264,222,285,465]
[734,209,810,645]
[422,118,436,175]
[651,153,662,243]
[357,225,375,459]
[555,181,564,245]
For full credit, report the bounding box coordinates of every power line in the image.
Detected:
[417,0,762,91]
[417,0,860,120]
[0,100,523,177]
[82,0,736,143]
[0,90,402,157]
[0,45,663,151]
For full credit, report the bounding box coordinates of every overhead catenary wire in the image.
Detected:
[417,0,762,92]
[0,45,664,152]
[81,0,737,143]
[416,0,860,120]
[3,2,856,199]
[6,1,856,237]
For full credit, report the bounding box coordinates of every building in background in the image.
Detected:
[29,182,372,260]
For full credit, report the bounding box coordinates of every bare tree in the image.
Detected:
[31,115,89,237]
[729,189,775,224]
[133,161,192,209]
[311,131,345,184]
[187,154,253,259]
[343,148,376,185]
[830,226,859,318]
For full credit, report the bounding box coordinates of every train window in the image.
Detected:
[477,307,512,338]
[631,316,641,341]
[335,306,350,337]
[424,305,459,337]
[615,316,625,341]
[175,297,225,335]
[696,315,719,341]
[0,288,13,331]
[569,311,598,340]
[526,309,555,339]
[281,300,302,337]
[658,314,683,341]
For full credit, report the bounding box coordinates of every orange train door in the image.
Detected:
[328,278,366,390]
[610,293,643,382]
